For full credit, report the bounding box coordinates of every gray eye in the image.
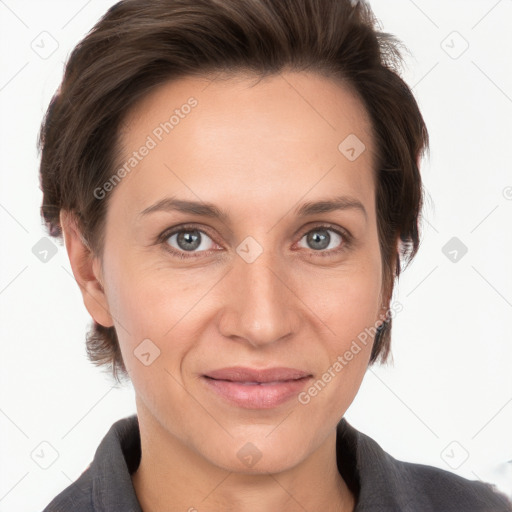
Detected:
[299,228,342,251]
[167,229,215,252]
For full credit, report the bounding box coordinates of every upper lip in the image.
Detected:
[204,366,312,383]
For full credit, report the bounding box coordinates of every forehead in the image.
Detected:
[111,71,377,219]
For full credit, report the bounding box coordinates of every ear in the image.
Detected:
[376,291,390,328]
[377,237,400,325]
[59,210,114,328]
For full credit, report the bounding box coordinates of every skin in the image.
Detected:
[61,70,393,512]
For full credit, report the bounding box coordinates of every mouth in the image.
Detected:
[202,366,313,409]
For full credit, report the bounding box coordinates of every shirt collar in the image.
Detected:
[88,414,405,511]
[337,417,409,510]
[90,414,143,511]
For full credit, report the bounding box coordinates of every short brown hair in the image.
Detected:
[38,0,428,383]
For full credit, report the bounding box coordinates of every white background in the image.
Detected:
[0,0,511,510]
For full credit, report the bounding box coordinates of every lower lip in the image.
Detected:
[202,376,312,409]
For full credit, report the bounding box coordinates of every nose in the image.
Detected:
[217,243,301,348]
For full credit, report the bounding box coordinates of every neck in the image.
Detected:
[131,405,355,512]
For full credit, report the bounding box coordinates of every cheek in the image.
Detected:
[305,258,382,338]
[101,252,200,374]
[103,227,382,376]
[302,258,382,392]
[298,276,377,421]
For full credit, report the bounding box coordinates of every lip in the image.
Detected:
[202,366,313,409]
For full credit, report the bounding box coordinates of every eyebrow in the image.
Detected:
[138,195,367,222]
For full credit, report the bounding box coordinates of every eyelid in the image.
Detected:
[157,223,221,258]
[296,222,352,242]
[294,222,353,256]
[157,222,353,258]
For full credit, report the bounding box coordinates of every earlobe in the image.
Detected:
[59,210,114,328]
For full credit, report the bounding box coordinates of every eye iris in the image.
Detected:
[307,229,330,250]
[171,228,336,254]
[177,230,201,251]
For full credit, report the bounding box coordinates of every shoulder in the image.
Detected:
[337,419,512,511]
[40,415,141,512]
[41,466,94,511]
[394,457,512,511]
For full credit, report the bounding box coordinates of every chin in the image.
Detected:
[201,435,309,475]
[218,454,299,475]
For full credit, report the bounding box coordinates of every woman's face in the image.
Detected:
[94,71,387,472]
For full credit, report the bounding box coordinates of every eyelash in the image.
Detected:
[157,223,353,260]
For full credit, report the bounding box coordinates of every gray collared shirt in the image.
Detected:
[42,414,512,511]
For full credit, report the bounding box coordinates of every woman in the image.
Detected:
[38,0,512,510]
